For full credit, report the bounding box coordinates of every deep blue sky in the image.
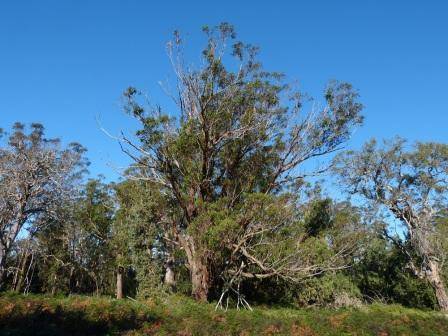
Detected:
[1,1,447,181]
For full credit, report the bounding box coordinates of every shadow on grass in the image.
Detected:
[0,303,159,336]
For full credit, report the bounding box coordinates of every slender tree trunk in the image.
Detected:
[14,249,30,292]
[164,258,176,290]
[0,220,26,289]
[428,260,448,311]
[25,257,36,295]
[116,266,123,299]
[69,266,75,294]
[12,241,31,291]
[11,258,21,290]
[22,252,34,294]
[0,245,6,289]
[51,274,57,295]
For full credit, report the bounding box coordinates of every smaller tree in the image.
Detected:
[76,178,116,295]
[37,178,117,296]
[351,236,437,309]
[334,138,448,310]
[0,123,87,287]
[229,198,366,308]
[209,195,364,309]
[114,179,166,299]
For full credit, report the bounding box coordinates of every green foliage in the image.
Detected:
[303,199,333,237]
[35,178,116,296]
[334,138,448,309]
[295,273,361,308]
[118,23,363,300]
[114,179,166,299]
[351,238,437,309]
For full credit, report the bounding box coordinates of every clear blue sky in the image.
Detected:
[1,1,447,182]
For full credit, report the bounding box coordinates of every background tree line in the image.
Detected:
[1,23,447,311]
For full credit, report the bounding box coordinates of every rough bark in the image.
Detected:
[179,234,210,301]
[190,257,209,302]
[116,266,124,299]
[428,260,448,311]
[404,216,448,311]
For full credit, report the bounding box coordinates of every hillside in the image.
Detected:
[1,293,447,335]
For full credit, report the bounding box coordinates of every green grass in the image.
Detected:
[0,293,447,335]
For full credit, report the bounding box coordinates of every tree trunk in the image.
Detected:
[69,266,75,293]
[0,220,26,290]
[51,274,57,295]
[0,245,6,289]
[190,256,210,301]
[14,249,30,292]
[428,260,448,311]
[116,266,123,299]
[179,234,210,302]
[12,242,30,291]
[164,259,176,290]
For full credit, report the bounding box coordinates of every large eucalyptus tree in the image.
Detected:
[117,23,363,301]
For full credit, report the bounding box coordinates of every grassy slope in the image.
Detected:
[0,293,447,336]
